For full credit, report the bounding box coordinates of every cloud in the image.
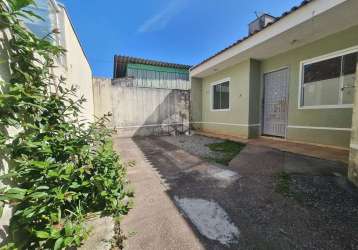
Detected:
[138,0,188,33]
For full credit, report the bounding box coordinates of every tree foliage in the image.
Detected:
[0,0,132,249]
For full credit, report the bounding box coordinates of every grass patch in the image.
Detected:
[206,140,245,165]
[275,171,292,196]
[275,172,304,202]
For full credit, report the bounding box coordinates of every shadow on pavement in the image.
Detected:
[132,136,358,250]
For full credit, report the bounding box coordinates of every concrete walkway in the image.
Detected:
[113,138,204,250]
[114,136,358,250]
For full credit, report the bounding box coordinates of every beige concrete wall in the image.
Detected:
[261,25,358,148]
[93,78,191,137]
[112,83,190,137]
[92,77,113,125]
[348,66,358,186]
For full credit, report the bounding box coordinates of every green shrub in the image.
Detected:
[0,1,133,249]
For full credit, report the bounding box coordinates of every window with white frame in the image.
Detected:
[212,80,230,110]
[300,49,357,108]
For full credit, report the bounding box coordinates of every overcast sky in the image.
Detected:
[60,0,303,77]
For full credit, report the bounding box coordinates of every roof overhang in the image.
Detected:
[49,0,61,12]
[190,0,358,78]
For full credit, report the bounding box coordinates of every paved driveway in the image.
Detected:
[115,136,358,250]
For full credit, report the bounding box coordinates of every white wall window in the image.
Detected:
[299,47,358,109]
[211,78,230,111]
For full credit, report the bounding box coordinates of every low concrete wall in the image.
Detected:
[93,78,190,137]
[93,77,113,125]
[348,67,358,186]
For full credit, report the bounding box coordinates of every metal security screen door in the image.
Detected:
[263,68,289,137]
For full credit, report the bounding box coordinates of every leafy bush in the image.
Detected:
[0,0,132,249]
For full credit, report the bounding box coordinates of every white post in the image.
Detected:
[348,64,358,186]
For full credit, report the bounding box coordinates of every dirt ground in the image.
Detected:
[117,135,358,250]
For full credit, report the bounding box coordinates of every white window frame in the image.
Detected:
[298,45,358,110]
[210,77,231,112]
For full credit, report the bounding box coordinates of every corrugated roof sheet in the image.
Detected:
[191,0,314,71]
[114,55,191,78]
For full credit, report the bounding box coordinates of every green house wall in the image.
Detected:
[261,25,358,148]
[192,25,358,148]
[200,59,251,137]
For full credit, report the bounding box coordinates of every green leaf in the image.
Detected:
[8,0,35,11]
[64,236,74,246]
[69,182,80,189]
[54,237,64,250]
[0,201,4,217]
[31,160,50,168]
[64,223,74,237]
[48,170,59,177]
[50,228,61,239]
[35,231,50,239]
[29,192,47,199]
[0,188,27,201]
[6,188,27,195]
[22,9,45,21]
[0,173,17,180]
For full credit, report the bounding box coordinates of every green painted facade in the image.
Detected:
[199,60,251,137]
[192,25,358,148]
[261,25,358,147]
[190,77,203,130]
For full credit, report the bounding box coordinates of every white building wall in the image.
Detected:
[59,5,94,122]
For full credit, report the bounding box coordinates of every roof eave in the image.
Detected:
[190,0,348,77]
